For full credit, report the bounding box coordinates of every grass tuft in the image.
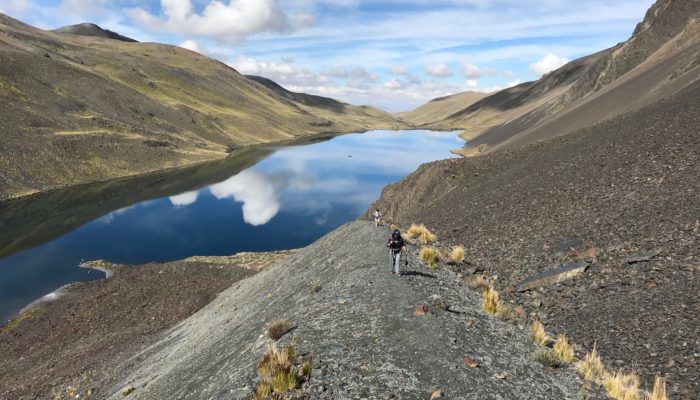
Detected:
[266,320,295,341]
[481,286,500,314]
[419,247,439,268]
[649,376,666,400]
[533,348,561,368]
[553,334,574,364]
[253,345,311,399]
[450,246,465,262]
[576,343,606,384]
[530,320,550,346]
[300,360,313,377]
[407,224,437,243]
[604,370,640,400]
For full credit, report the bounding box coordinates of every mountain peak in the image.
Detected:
[52,22,138,43]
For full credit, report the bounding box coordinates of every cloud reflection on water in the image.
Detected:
[169,190,200,207]
[164,130,462,228]
[209,169,292,226]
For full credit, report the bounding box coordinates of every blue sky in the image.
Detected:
[1,0,655,111]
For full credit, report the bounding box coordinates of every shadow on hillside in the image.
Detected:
[401,271,437,278]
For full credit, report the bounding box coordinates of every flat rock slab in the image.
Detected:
[625,251,660,264]
[518,261,589,292]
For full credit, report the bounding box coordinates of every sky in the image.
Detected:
[0,0,655,111]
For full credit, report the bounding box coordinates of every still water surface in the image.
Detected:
[0,130,463,323]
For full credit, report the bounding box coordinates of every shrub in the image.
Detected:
[577,343,606,384]
[553,334,574,364]
[604,370,640,400]
[450,246,465,262]
[530,320,550,346]
[533,348,561,368]
[420,247,439,268]
[266,320,295,341]
[649,376,666,400]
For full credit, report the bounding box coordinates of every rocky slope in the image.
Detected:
[371,79,700,398]
[0,15,408,199]
[404,0,699,155]
[49,221,589,399]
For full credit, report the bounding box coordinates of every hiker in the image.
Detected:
[373,208,382,226]
[386,228,406,275]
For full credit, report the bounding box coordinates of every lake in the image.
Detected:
[0,130,463,323]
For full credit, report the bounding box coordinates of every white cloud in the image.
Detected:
[383,78,408,90]
[230,55,330,86]
[209,169,290,226]
[389,65,408,75]
[466,79,479,90]
[425,63,453,77]
[169,190,199,207]
[461,61,497,79]
[127,0,290,42]
[528,53,569,76]
[179,39,201,53]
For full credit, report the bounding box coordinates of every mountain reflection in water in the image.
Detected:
[0,130,463,323]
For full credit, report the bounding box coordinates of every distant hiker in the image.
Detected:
[387,229,406,275]
[373,208,382,226]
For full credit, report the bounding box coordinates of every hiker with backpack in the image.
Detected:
[387,229,406,275]
[373,208,382,226]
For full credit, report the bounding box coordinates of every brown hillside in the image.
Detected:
[397,91,486,127]
[406,0,699,156]
[0,15,407,199]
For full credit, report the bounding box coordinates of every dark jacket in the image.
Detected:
[387,235,405,252]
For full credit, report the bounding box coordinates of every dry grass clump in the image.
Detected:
[648,376,666,400]
[533,348,561,368]
[530,320,550,346]
[604,370,641,400]
[553,334,574,364]
[481,286,502,314]
[450,246,465,263]
[577,343,606,384]
[253,345,312,400]
[407,224,437,243]
[266,320,295,341]
[419,247,439,268]
[467,274,489,290]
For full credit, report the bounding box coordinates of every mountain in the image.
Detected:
[407,0,700,155]
[397,91,487,127]
[53,22,138,42]
[0,16,408,199]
